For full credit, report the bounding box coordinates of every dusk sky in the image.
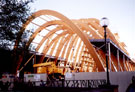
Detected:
[30,0,135,59]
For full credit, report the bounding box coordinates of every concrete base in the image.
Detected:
[65,72,135,92]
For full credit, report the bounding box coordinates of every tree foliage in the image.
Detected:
[0,0,33,49]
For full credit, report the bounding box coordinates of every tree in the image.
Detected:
[0,0,34,74]
[0,0,33,49]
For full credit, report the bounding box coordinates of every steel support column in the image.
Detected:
[117,50,120,71]
[123,55,126,71]
[127,58,129,71]
[108,42,111,72]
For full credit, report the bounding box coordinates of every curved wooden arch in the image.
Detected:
[14,9,135,74]
[26,20,73,49]
[39,31,70,63]
[15,9,104,72]
[55,34,72,57]
[35,27,72,51]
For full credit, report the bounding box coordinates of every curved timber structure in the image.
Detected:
[14,10,135,74]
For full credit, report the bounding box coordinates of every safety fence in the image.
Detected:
[0,79,106,91]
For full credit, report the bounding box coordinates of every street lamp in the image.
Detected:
[100,17,110,85]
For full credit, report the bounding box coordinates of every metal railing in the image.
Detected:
[44,79,106,88]
[0,79,106,91]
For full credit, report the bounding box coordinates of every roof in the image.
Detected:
[90,39,132,61]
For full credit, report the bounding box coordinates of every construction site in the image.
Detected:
[14,9,135,73]
[1,10,135,92]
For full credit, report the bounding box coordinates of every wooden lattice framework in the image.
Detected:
[14,10,135,73]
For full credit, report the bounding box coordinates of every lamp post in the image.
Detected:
[100,17,110,85]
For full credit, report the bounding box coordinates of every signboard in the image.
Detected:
[65,73,72,78]
[24,73,47,82]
